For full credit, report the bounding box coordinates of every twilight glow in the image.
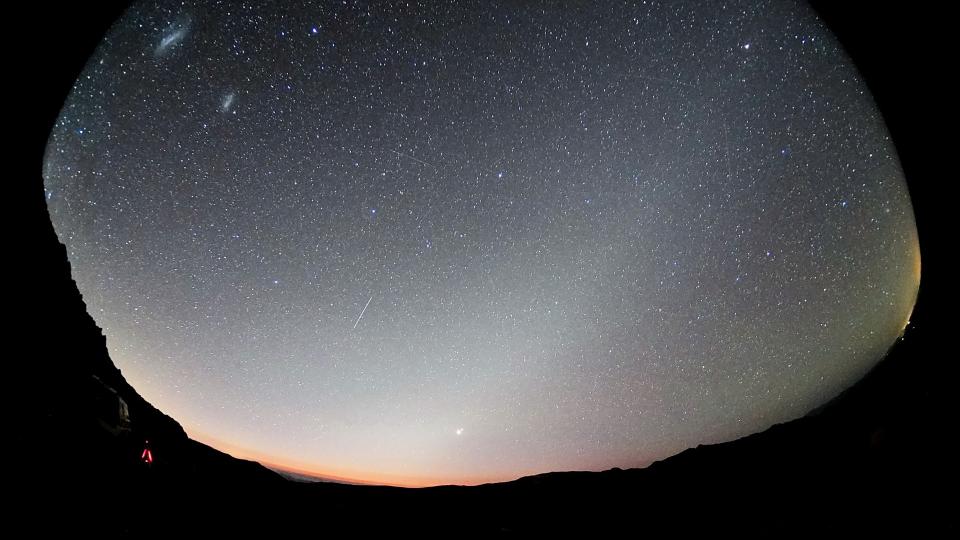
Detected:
[43,0,919,487]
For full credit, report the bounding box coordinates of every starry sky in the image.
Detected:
[43,0,919,487]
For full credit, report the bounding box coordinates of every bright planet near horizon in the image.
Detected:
[43,0,919,487]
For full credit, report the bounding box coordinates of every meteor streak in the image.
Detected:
[353,296,373,329]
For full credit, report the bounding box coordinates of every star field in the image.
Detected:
[43,0,919,486]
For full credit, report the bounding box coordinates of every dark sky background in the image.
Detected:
[43,0,919,486]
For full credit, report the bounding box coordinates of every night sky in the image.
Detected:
[43,0,919,487]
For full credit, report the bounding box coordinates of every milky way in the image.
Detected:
[43,0,919,486]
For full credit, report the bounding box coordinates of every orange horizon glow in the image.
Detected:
[900,228,922,336]
[185,426,514,488]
